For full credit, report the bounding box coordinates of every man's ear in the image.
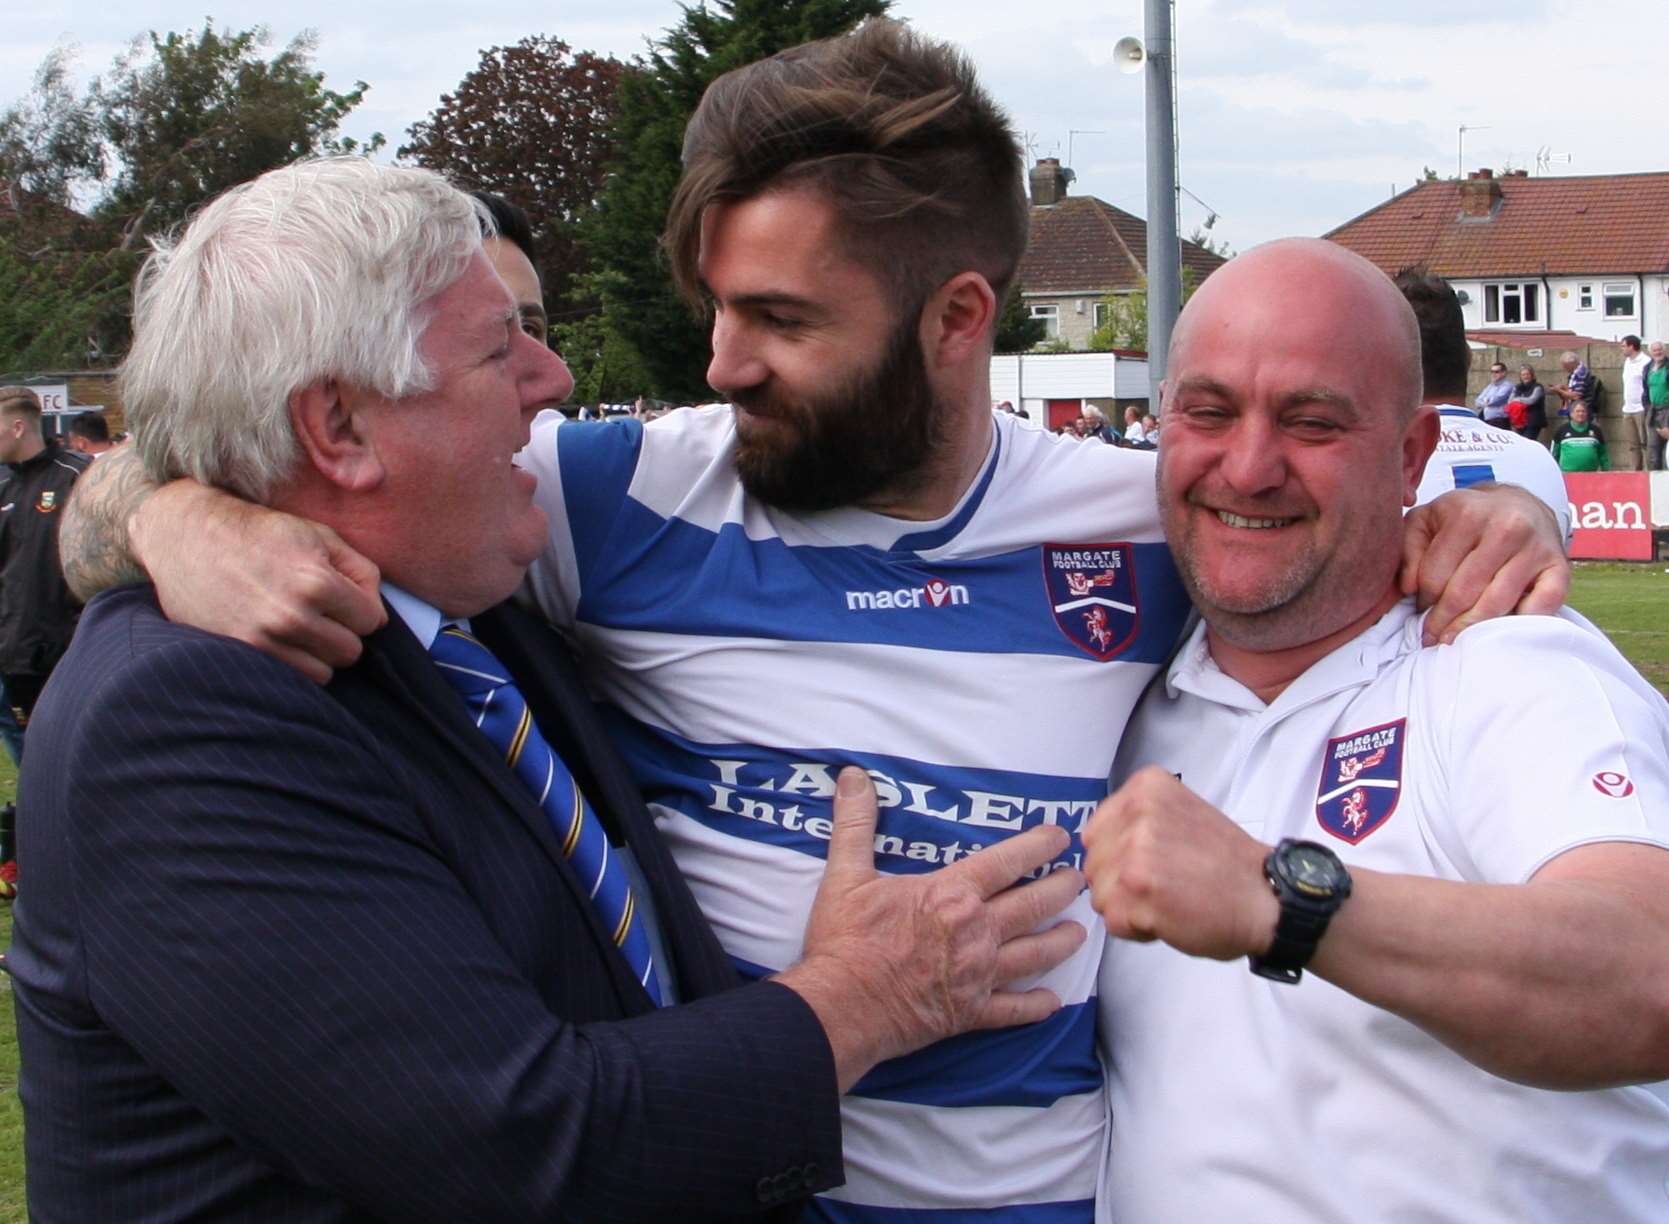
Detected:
[920,271,998,372]
[289,380,386,493]
[1401,405,1441,506]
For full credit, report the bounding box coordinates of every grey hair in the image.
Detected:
[122,157,491,501]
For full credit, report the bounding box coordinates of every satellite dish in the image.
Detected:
[1114,37,1145,74]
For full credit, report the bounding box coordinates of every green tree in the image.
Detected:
[0,26,380,370]
[1088,269,1201,353]
[0,47,104,210]
[550,272,655,404]
[95,22,383,245]
[1185,226,1233,259]
[580,0,889,400]
[0,235,137,370]
[400,37,626,307]
[994,289,1046,353]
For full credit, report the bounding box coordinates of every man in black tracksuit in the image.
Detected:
[0,387,89,883]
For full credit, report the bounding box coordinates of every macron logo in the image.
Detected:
[845,578,970,612]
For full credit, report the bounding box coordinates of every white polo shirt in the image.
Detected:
[1624,351,1651,413]
[1414,405,1572,543]
[1098,599,1669,1223]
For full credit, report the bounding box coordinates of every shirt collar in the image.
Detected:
[1167,598,1425,713]
[381,582,465,650]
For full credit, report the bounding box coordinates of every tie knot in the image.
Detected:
[429,627,510,700]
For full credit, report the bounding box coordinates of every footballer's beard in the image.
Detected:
[729,321,946,513]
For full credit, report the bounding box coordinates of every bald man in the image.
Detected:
[1085,240,1669,1224]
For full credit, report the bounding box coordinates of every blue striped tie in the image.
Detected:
[430,626,663,1005]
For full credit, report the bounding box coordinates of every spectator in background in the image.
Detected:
[1475,361,1514,428]
[469,191,549,348]
[1506,364,1546,441]
[0,387,89,732]
[1619,335,1650,470]
[1123,404,1146,445]
[1139,413,1160,448]
[1399,270,1571,542]
[1646,341,1669,471]
[1551,402,1610,473]
[1081,405,1118,444]
[0,386,91,895]
[65,413,115,457]
[1552,350,1595,419]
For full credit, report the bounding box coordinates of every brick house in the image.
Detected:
[1325,169,1669,344]
[1018,159,1227,351]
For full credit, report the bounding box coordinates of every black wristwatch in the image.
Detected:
[1248,839,1352,985]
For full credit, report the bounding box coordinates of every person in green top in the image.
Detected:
[1645,341,1669,471]
[1551,402,1610,472]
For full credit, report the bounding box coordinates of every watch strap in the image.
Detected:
[1249,840,1349,985]
[1249,902,1334,983]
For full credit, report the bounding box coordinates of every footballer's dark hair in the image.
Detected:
[66,412,110,442]
[469,191,537,267]
[1393,267,1469,401]
[665,19,1028,322]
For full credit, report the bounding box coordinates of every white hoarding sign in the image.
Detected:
[33,384,71,413]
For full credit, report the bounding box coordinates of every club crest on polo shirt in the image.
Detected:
[1042,543,1139,660]
[1315,719,1405,844]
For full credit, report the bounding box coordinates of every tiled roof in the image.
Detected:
[1326,172,1669,277]
[1021,195,1228,295]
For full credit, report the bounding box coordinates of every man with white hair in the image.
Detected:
[1080,404,1116,444]
[1553,347,1596,419]
[6,157,1085,1221]
[1085,239,1669,1223]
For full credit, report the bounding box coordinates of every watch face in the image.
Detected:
[1284,843,1343,896]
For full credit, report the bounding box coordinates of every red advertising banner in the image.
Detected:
[1565,472,1653,560]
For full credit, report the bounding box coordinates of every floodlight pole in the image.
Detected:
[1144,0,1181,411]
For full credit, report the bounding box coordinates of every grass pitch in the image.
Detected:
[1568,562,1669,696]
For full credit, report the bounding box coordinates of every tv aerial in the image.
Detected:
[1534,146,1572,174]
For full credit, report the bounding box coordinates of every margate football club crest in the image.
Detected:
[1042,543,1140,660]
[1314,719,1406,844]
[35,490,56,513]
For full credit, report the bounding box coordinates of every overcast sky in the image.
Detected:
[7,0,1660,253]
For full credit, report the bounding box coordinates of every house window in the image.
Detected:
[1577,283,1594,310]
[1029,304,1060,339]
[1093,301,1111,330]
[1603,282,1636,318]
[1482,281,1541,326]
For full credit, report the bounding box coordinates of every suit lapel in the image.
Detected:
[353,608,649,1011]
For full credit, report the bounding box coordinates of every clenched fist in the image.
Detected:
[1082,766,1278,962]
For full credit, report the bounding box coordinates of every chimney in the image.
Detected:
[1458,168,1502,219]
[1029,158,1071,206]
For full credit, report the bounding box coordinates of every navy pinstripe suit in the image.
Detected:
[9,585,840,1221]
